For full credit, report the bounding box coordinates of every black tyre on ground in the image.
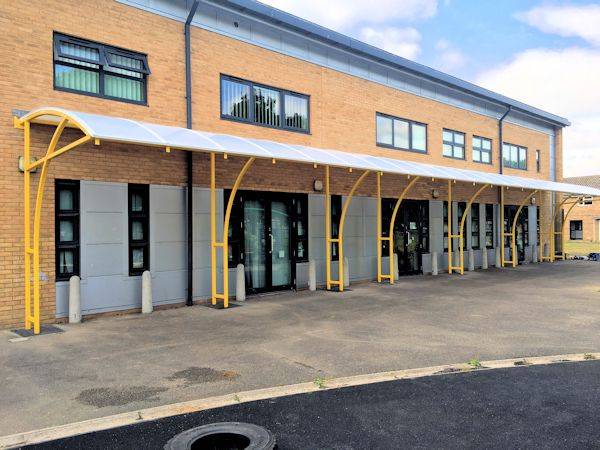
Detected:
[164,421,276,450]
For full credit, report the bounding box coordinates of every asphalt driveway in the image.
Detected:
[1,261,599,436]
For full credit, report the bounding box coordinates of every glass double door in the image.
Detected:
[504,206,528,262]
[243,194,293,293]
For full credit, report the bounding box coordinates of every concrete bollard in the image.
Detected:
[308,259,316,291]
[141,270,153,314]
[532,245,538,263]
[431,251,438,275]
[68,275,81,324]
[236,263,246,302]
[495,247,502,268]
[343,256,350,288]
[482,248,488,270]
[468,249,475,271]
[393,253,399,279]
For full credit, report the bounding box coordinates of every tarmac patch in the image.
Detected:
[167,367,239,385]
[76,386,168,408]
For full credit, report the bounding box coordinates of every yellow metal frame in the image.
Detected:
[455,184,491,274]
[548,195,581,261]
[553,197,582,261]
[210,153,255,308]
[15,110,93,334]
[501,189,538,267]
[377,174,420,283]
[325,167,370,291]
[447,179,463,274]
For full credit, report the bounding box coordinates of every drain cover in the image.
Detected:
[11,325,64,337]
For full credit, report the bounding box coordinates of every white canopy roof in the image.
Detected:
[21,107,600,197]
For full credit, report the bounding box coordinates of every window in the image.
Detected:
[579,196,593,206]
[225,190,244,268]
[53,33,149,104]
[536,150,540,172]
[376,113,427,153]
[443,201,449,251]
[294,195,309,262]
[330,195,342,261]
[472,136,492,164]
[570,220,583,240]
[220,75,309,132]
[502,143,527,170]
[128,184,150,275]
[471,204,480,249]
[457,202,467,248]
[485,204,494,249]
[442,129,465,159]
[55,180,80,280]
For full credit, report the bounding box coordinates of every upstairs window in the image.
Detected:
[376,113,427,153]
[220,75,309,132]
[443,129,465,159]
[502,143,527,170]
[53,33,150,104]
[536,150,541,172]
[472,136,492,164]
[579,196,593,206]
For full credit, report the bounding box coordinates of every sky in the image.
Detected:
[260,0,600,177]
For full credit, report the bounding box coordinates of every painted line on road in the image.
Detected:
[1,352,598,449]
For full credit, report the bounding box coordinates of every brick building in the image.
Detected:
[561,176,600,246]
[2,0,599,332]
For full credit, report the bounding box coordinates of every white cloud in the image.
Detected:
[434,39,467,72]
[476,47,600,176]
[516,4,600,47]
[259,0,437,31]
[359,27,421,59]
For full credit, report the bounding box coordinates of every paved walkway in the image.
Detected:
[1,261,599,435]
[28,360,600,449]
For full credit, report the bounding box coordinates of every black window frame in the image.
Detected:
[55,180,80,281]
[443,201,449,252]
[220,74,310,133]
[375,112,428,154]
[330,195,342,261]
[128,184,150,276]
[502,142,528,170]
[442,129,466,160]
[485,204,494,249]
[53,32,150,106]
[471,203,480,250]
[293,195,309,263]
[472,135,493,165]
[570,220,583,240]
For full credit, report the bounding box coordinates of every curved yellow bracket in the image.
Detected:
[456,184,491,274]
[377,175,420,284]
[505,190,538,267]
[547,195,578,261]
[16,110,92,334]
[325,168,370,292]
[210,154,255,308]
[555,197,582,261]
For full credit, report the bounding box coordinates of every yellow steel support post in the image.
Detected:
[458,184,490,274]
[376,172,382,283]
[558,198,582,260]
[325,166,331,290]
[448,180,453,274]
[327,169,370,291]
[210,155,255,308]
[500,187,506,267]
[509,190,538,268]
[17,111,92,334]
[385,175,420,284]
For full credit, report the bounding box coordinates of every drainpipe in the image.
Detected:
[498,105,511,175]
[185,0,200,306]
[497,105,511,250]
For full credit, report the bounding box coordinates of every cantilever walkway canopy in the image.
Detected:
[19,107,600,197]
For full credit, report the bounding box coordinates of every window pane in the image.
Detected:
[55,64,99,94]
[132,220,144,241]
[58,250,74,275]
[105,75,143,101]
[454,133,464,145]
[284,94,308,130]
[454,146,464,159]
[221,78,250,119]
[59,41,100,62]
[254,85,280,127]
[443,130,453,142]
[482,151,491,163]
[59,220,74,242]
[107,52,144,71]
[376,116,393,145]
[510,146,518,167]
[411,124,427,151]
[473,148,481,162]
[519,147,527,168]
[482,139,491,150]
[131,193,144,212]
[393,119,409,149]
[59,189,74,211]
[473,137,481,149]
[132,248,144,269]
[443,143,453,156]
[297,240,307,260]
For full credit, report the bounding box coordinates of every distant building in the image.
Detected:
[562,176,600,245]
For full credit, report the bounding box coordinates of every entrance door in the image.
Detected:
[393,200,428,276]
[242,193,294,294]
[504,206,528,263]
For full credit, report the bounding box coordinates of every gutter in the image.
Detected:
[498,106,511,175]
[185,0,200,306]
